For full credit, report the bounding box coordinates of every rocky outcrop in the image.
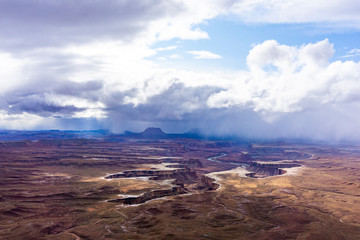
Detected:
[125,127,168,139]
[162,164,188,169]
[139,128,167,139]
[246,162,301,177]
[151,171,198,183]
[105,167,198,184]
[108,186,186,205]
[245,172,256,178]
[105,167,191,179]
[196,176,219,191]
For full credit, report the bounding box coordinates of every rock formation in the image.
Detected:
[246,162,301,177]
[196,176,220,191]
[108,186,186,205]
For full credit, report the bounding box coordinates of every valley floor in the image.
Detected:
[0,138,359,239]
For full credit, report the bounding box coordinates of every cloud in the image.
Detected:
[1,75,106,120]
[0,0,228,51]
[0,52,28,94]
[187,50,222,59]
[168,54,182,59]
[94,38,360,141]
[342,48,360,58]
[0,110,47,130]
[230,0,360,28]
[1,0,355,52]
[107,82,221,122]
[2,36,360,141]
[155,46,178,52]
[0,0,358,51]
[0,0,184,50]
[208,39,360,114]
[0,0,228,129]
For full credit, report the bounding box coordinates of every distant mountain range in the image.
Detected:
[0,128,202,141]
[0,128,332,144]
[0,129,110,141]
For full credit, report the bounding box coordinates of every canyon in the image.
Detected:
[0,129,359,239]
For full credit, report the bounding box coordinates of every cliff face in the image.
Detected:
[107,173,218,205]
[196,176,219,191]
[105,168,191,179]
[246,162,301,177]
[105,166,198,184]
[108,186,186,205]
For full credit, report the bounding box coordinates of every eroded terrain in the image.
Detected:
[0,137,360,239]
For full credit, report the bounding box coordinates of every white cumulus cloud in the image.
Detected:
[187,50,222,59]
[208,39,360,113]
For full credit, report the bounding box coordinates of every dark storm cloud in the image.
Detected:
[3,79,104,117]
[106,82,223,122]
[8,100,84,117]
[107,101,360,143]
[8,78,104,99]
[100,77,360,142]
[0,0,182,49]
[54,80,104,101]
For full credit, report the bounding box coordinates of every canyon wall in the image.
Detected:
[108,186,186,205]
[246,162,301,176]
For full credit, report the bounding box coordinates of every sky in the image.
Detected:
[1,0,360,141]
